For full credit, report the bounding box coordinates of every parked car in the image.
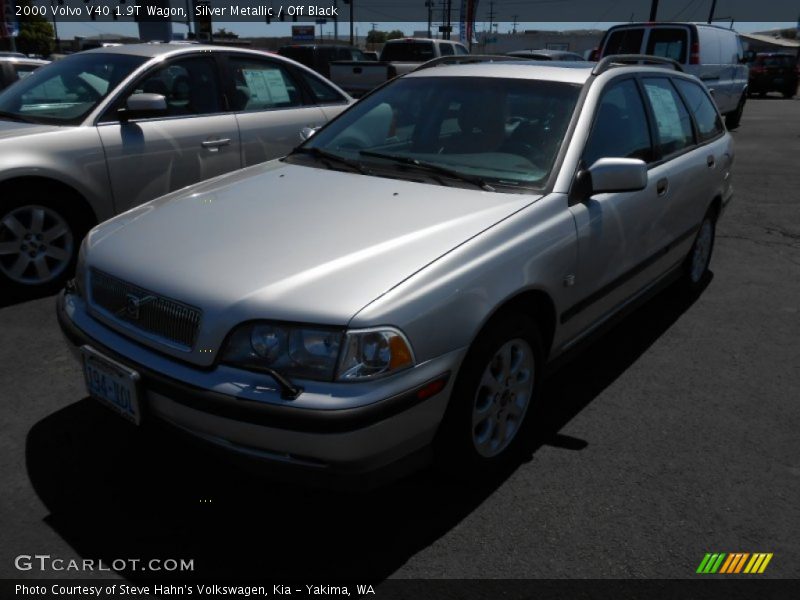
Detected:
[0,56,49,91]
[595,22,748,128]
[506,49,585,61]
[747,52,798,98]
[277,44,369,79]
[330,37,470,97]
[0,44,352,294]
[58,55,733,478]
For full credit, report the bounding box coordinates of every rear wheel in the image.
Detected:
[0,186,89,296]
[681,208,717,292]
[435,313,543,477]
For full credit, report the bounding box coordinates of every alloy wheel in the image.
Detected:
[0,205,74,285]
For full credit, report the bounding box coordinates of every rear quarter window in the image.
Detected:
[674,79,723,142]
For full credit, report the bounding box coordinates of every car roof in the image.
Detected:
[405,61,594,84]
[80,43,266,59]
[0,56,49,64]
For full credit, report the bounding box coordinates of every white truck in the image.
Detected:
[330,38,470,97]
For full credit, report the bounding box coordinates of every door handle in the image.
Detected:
[201,138,231,150]
[656,178,669,196]
[707,155,716,168]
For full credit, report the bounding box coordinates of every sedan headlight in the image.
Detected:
[221,323,415,382]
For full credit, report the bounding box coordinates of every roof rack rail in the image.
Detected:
[413,54,531,72]
[592,54,684,75]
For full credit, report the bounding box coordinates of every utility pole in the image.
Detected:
[426,1,433,38]
[649,0,659,22]
[707,0,717,23]
[487,1,495,46]
[348,0,354,46]
[512,14,518,35]
[333,0,338,42]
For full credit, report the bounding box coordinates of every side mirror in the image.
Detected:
[585,157,648,194]
[300,126,319,141]
[119,93,167,120]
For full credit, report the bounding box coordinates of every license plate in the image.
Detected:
[81,346,142,425]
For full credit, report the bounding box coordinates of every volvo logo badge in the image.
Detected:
[122,293,155,320]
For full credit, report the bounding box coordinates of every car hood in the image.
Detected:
[0,119,63,140]
[85,160,539,364]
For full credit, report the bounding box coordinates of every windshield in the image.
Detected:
[293,76,581,192]
[0,52,146,125]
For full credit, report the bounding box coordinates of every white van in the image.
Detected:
[596,23,748,128]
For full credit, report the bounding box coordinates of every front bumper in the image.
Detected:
[57,290,463,473]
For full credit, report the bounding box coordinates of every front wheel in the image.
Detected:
[435,313,543,477]
[681,209,717,292]
[0,197,84,296]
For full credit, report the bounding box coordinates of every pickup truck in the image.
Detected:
[330,38,469,97]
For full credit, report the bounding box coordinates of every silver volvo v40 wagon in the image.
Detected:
[58,56,734,477]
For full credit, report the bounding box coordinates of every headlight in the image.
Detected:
[337,328,415,381]
[221,323,415,382]
[223,323,343,381]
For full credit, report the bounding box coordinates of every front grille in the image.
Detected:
[90,269,201,349]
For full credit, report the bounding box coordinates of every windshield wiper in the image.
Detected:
[0,111,34,123]
[359,150,495,192]
[289,146,371,175]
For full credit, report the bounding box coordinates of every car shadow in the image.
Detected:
[0,288,57,309]
[25,277,710,581]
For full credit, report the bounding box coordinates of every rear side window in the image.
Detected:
[455,44,470,56]
[228,57,302,110]
[297,69,348,104]
[674,79,723,142]
[603,28,644,56]
[646,28,688,63]
[14,64,40,80]
[583,79,653,166]
[440,43,455,56]
[642,78,695,157]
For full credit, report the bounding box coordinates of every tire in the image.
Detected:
[725,94,746,130]
[434,312,544,478]
[0,184,89,297]
[782,87,795,99]
[681,207,717,292]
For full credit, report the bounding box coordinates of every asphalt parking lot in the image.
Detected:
[1,96,798,584]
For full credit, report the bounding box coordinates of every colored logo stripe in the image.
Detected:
[697,553,773,574]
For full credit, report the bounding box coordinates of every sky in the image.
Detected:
[57,20,797,41]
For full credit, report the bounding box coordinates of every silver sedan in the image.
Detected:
[0,44,352,294]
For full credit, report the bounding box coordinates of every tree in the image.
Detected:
[386,30,405,40]
[366,29,387,44]
[214,28,238,40]
[15,1,54,57]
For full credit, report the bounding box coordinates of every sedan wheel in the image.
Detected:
[0,204,75,288]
